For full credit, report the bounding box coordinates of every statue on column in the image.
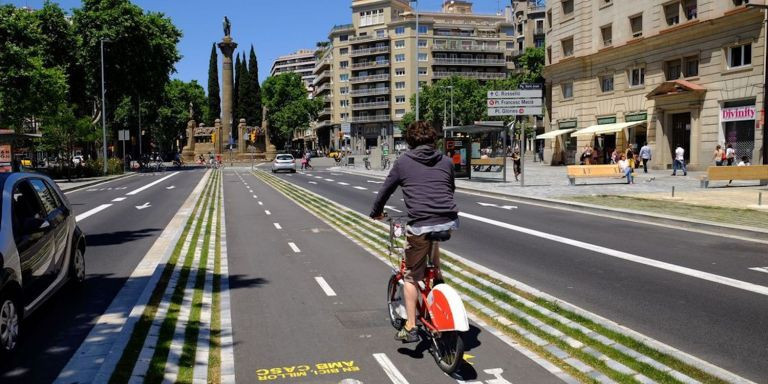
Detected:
[223,16,231,37]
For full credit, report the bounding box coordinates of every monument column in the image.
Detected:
[262,105,277,161]
[237,118,246,153]
[218,24,237,155]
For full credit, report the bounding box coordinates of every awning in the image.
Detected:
[572,121,645,137]
[536,128,576,139]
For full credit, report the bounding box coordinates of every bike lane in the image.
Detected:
[224,169,569,384]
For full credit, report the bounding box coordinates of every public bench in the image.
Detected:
[700,165,768,188]
[566,164,623,185]
[472,157,505,172]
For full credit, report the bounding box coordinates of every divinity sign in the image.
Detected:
[721,106,756,122]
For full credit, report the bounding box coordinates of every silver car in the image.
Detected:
[0,172,86,356]
[271,154,296,173]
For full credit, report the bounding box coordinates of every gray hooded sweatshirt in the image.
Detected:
[370,145,458,227]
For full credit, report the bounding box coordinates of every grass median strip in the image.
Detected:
[208,175,223,384]
[253,170,733,384]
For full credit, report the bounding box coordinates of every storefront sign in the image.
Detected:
[721,106,756,122]
[625,113,647,122]
[597,116,617,125]
[558,120,578,129]
[0,144,10,163]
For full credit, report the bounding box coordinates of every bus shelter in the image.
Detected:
[0,129,42,172]
[443,122,508,182]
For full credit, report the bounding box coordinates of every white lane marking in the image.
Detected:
[354,186,367,190]
[315,176,323,179]
[331,173,341,176]
[273,223,282,230]
[477,201,517,210]
[75,204,112,222]
[288,242,301,253]
[166,185,175,190]
[135,202,151,210]
[253,195,258,199]
[265,210,271,216]
[306,174,313,177]
[258,201,263,206]
[314,277,337,297]
[325,179,335,182]
[460,212,768,297]
[64,174,137,195]
[749,267,768,274]
[384,205,402,213]
[373,191,379,194]
[373,353,410,384]
[338,182,350,186]
[367,180,384,184]
[112,197,127,202]
[309,181,318,185]
[126,172,180,195]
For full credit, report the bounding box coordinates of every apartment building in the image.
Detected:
[269,49,318,91]
[312,0,517,152]
[511,0,547,59]
[541,0,765,169]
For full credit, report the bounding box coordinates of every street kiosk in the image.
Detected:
[443,122,508,183]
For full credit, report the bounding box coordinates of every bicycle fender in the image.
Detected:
[426,284,469,332]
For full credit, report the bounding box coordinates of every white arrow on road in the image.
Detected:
[135,202,152,210]
[477,202,517,210]
[166,185,175,190]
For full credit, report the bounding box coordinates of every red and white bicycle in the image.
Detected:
[383,215,469,374]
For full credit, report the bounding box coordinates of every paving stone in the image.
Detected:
[544,344,570,360]
[564,357,593,373]
[603,358,636,375]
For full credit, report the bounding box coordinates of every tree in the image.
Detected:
[233,52,241,124]
[243,45,262,125]
[235,52,251,125]
[516,47,545,85]
[409,76,486,130]
[39,104,94,180]
[206,43,220,125]
[261,72,322,149]
[155,79,207,152]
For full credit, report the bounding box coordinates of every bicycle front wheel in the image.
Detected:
[431,331,464,374]
[387,274,405,331]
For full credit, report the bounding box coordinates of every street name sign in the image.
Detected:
[487,90,542,99]
[487,98,542,107]
[118,130,129,141]
[488,107,543,116]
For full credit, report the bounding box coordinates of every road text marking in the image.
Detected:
[314,277,337,296]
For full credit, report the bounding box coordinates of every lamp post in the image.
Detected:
[411,0,420,121]
[100,37,111,175]
[438,85,454,126]
[747,3,768,164]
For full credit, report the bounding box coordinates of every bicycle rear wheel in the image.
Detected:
[386,274,405,331]
[431,331,464,374]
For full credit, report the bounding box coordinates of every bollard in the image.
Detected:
[672,186,675,198]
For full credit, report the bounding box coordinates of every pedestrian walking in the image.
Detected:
[712,144,725,166]
[725,143,736,166]
[610,148,618,164]
[511,149,521,181]
[625,146,635,169]
[639,142,651,173]
[619,154,634,184]
[580,145,593,165]
[672,145,687,176]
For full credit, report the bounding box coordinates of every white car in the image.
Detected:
[271,154,296,173]
[72,155,84,165]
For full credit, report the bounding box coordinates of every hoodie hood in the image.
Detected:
[406,145,442,166]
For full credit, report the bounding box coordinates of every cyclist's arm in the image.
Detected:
[369,164,401,218]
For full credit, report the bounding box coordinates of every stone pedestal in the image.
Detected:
[182,119,196,161]
[218,36,237,155]
[262,106,277,161]
[237,119,246,152]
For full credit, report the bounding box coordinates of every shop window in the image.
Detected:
[630,14,643,38]
[683,56,699,77]
[601,25,612,47]
[722,99,756,160]
[562,37,574,57]
[562,82,574,99]
[727,44,752,69]
[665,59,681,80]
[629,67,645,87]
[599,75,614,92]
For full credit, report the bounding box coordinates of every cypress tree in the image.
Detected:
[233,53,241,123]
[236,52,251,124]
[245,45,262,125]
[206,43,221,125]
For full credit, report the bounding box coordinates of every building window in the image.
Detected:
[547,10,552,28]
[535,38,545,48]
[395,26,405,35]
[340,35,349,42]
[562,0,574,15]
[600,75,614,92]
[340,74,349,82]
[684,0,697,19]
[418,67,428,75]
[561,37,574,57]
[601,24,612,47]
[506,42,516,50]
[396,95,406,104]
[547,47,552,64]
[728,44,752,68]
[395,40,405,49]
[395,54,406,62]
[664,3,680,26]
[418,39,427,48]
[733,0,749,5]
[629,67,645,87]
[665,59,681,80]
[340,48,349,55]
[339,61,349,69]
[418,25,428,34]
[341,112,349,120]
[395,109,406,117]
[340,86,349,95]
[683,56,699,77]
[395,81,406,89]
[418,53,428,62]
[630,14,643,38]
[395,68,405,76]
[562,82,573,99]
[340,99,349,108]
[360,9,384,27]
[376,29,386,37]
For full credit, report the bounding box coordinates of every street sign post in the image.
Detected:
[487,90,543,99]
[487,107,543,116]
[118,130,129,172]
[487,98,543,107]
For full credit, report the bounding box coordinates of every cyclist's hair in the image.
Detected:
[405,121,437,148]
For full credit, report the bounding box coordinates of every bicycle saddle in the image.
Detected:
[425,230,451,242]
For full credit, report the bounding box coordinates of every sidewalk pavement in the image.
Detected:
[55,173,133,192]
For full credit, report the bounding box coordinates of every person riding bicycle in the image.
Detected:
[369,121,459,343]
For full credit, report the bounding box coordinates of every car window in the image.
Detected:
[29,179,58,215]
[12,180,46,242]
[43,180,66,211]
[276,155,293,161]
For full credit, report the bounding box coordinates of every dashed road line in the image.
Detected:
[373,353,410,384]
[314,277,337,297]
[309,181,318,184]
[112,197,127,202]
[288,242,301,253]
[325,179,335,182]
[126,171,180,195]
[353,186,367,190]
[75,203,112,222]
[253,194,258,199]
[273,223,282,230]
[258,201,263,206]
[338,182,350,186]
[384,205,402,213]
[265,210,271,216]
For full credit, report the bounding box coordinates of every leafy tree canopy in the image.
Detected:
[261,72,322,149]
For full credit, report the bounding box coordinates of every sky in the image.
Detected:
[4,0,507,92]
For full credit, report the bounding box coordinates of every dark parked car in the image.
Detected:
[0,172,86,356]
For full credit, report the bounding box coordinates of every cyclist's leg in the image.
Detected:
[403,233,430,330]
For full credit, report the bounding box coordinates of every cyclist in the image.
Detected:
[369,121,459,343]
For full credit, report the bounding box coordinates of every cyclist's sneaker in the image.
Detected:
[395,326,419,343]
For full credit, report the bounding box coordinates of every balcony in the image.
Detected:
[432,44,504,53]
[350,73,390,84]
[313,58,331,73]
[432,57,506,66]
[351,46,390,57]
[313,70,331,85]
[351,101,390,111]
[331,24,354,32]
[350,87,390,96]
[433,71,506,80]
[350,33,389,42]
[352,60,390,69]
[314,82,332,94]
[350,114,391,123]
[318,107,333,117]
[314,119,332,129]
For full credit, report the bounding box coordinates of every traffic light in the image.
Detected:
[250,130,256,142]
[211,132,217,145]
